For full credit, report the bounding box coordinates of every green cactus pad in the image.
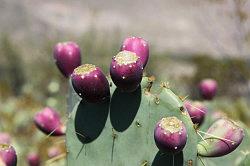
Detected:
[66,77,198,166]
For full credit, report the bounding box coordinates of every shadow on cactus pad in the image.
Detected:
[74,100,109,143]
[152,151,183,166]
[110,86,141,132]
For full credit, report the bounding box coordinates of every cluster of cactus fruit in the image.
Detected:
[0,37,246,166]
[54,37,244,166]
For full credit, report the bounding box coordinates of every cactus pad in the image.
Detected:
[66,77,198,166]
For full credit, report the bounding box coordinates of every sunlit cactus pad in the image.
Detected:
[66,77,198,166]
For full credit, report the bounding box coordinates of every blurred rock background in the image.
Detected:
[0,0,250,165]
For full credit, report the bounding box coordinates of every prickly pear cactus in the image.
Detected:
[49,38,246,166]
[66,77,198,166]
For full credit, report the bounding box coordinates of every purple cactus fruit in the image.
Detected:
[110,51,143,92]
[198,79,218,100]
[0,145,17,166]
[53,41,81,77]
[0,133,11,145]
[154,117,187,154]
[34,107,65,136]
[184,100,207,126]
[71,64,110,103]
[27,152,40,166]
[197,118,244,157]
[121,36,149,68]
[47,147,61,159]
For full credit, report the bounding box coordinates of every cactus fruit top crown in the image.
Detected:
[73,64,96,75]
[159,117,183,133]
[0,144,11,151]
[114,51,139,65]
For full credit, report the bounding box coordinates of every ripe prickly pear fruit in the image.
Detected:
[198,79,217,100]
[121,36,149,68]
[27,152,40,166]
[110,51,143,92]
[154,117,187,154]
[53,41,81,77]
[71,64,110,103]
[184,100,207,126]
[197,118,244,157]
[0,145,17,166]
[0,133,11,145]
[34,107,65,136]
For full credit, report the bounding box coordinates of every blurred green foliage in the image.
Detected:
[0,35,25,96]
[0,94,66,165]
[190,55,250,99]
[209,97,250,126]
